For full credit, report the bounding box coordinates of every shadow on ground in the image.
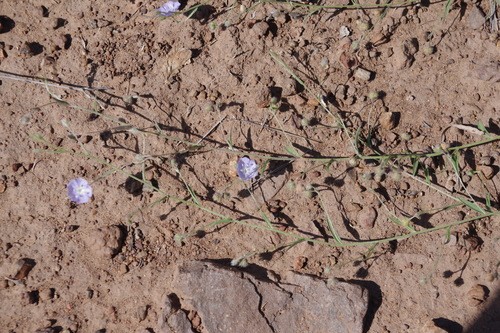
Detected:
[466,288,500,333]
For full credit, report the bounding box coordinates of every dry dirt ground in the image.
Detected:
[0,0,499,332]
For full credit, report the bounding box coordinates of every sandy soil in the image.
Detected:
[0,1,499,332]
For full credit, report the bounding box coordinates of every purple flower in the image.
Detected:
[67,178,93,204]
[236,157,259,181]
[157,1,181,17]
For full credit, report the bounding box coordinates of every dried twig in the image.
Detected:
[0,70,109,92]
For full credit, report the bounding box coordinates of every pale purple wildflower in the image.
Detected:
[67,178,93,204]
[157,1,181,17]
[236,157,259,181]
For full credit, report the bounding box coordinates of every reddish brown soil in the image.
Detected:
[0,1,499,332]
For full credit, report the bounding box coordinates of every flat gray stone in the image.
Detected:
[159,261,368,333]
[467,6,486,30]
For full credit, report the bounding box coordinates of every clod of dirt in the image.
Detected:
[370,31,388,46]
[85,225,125,259]
[467,6,486,30]
[357,207,377,229]
[39,5,49,17]
[477,165,495,180]
[163,48,192,78]
[158,294,194,333]
[354,67,373,81]
[0,180,6,193]
[88,19,112,29]
[276,76,300,96]
[39,288,55,302]
[393,38,419,69]
[135,305,149,322]
[287,94,306,107]
[477,156,493,166]
[0,47,7,61]
[422,43,436,56]
[379,111,399,130]
[251,21,269,38]
[267,199,286,213]
[294,256,308,270]
[466,284,489,307]
[469,61,500,82]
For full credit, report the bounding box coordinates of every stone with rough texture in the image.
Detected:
[467,6,485,30]
[159,261,368,333]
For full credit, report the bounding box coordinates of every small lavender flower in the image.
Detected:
[67,178,93,204]
[236,157,259,181]
[157,1,181,17]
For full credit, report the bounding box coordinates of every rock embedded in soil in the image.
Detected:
[393,38,419,69]
[354,67,373,81]
[39,288,55,302]
[477,165,495,180]
[277,76,299,96]
[379,111,399,130]
[158,294,195,333]
[256,86,272,108]
[469,61,500,82]
[357,207,378,229]
[136,305,149,322]
[161,261,368,333]
[467,6,486,30]
[85,225,125,259]
[467,284,489,307]
[251,21,269,38]
[477,156,493,166]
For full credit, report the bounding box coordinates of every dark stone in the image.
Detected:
[159,261,368,333]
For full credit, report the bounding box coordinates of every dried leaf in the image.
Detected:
[451,124,484,136]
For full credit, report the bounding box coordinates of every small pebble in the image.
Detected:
[357,207,377,229]
[423,44,436,56]
[354,67,373,81]
[136,305,148,322]
[445,178,456,192]
[251,21,269,38]
[467,6,486,30]
[339,26,350,38]
[477,156,493,166]
[442,233,457,246]
[477,165,495,179]
[379,112,399,130]
[467,284,489,307]
[39,288,54,302]
[294,256,308,270]
[0,181,7,193]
